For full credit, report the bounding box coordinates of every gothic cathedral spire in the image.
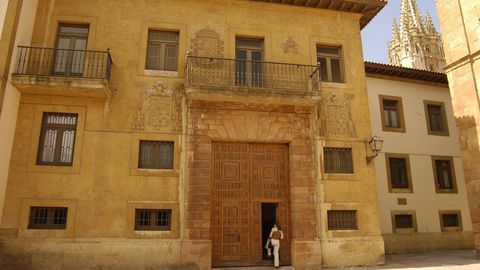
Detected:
[388,0,446,72]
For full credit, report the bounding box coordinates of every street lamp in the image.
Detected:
[366,135,384,164]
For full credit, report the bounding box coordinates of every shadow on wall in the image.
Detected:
[456,115,480,250]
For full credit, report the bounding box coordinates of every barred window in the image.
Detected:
[135,209,171,231]
[327,210,357,230]
[138,140,174,169]
[28,207,68,229]
[37,112,78,166]
[146,30,179,71]
[394,214,413,229]
[324,147,353,173]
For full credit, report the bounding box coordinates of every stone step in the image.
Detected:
[212,267,295,270]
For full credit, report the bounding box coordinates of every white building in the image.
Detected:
[366,61,474,253]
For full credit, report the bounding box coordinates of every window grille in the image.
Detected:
[394,214,413,229]
[135,209,171,231]
[442,214,459,227]
[324,147,353,173]
[37,112,78,166]
[146,30,179,71]
[389,157,409,188]
[327,210,357,230]
[138,140,174,169]
[28,207,68,229]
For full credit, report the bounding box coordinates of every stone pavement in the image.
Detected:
[341,250,480,270]
[213,250,480,270]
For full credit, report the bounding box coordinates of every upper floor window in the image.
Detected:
[386,153,412,193]
[28,206,68,230]
[324,147,353,174]
[37,112,78,166]
[235,37,264,87]
[317,46,344,83]
[432,156,457,193]
[146,30,179,71]
[55,24,89,76]
[380,95,405,132]
[138,140,174,169]
[424,100,449,136]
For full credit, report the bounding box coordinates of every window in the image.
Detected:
[392,211,417,233]
[424,100,449,136]
[324,147,353,174]
[432,156,457,193]
[379,95,405,132]
[28,207,68,229]
[138,140,174,169]
[146,30,179,71]
[439,211,462,232]
[135,209,171,231]
[316,46,344,83]
[55,24,89,75]
[327,210,357,230]
[37,112,78,166]
[235,37,264,87]
[385,154,412,193]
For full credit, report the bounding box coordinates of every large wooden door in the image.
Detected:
[212,142,291,267]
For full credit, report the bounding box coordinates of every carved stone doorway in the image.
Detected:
[211,142,291,267]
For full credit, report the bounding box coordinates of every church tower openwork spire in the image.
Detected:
[388,0,446,72]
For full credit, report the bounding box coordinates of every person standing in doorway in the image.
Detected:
[269,223,284,268]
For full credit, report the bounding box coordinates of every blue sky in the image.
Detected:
[361,0,441,63]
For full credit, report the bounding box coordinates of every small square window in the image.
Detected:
[138,140,174,169]
[439,211,462,232]
[135,209,171,231]
[379,95,405,132]
[28,207,68,230]
[327,210,357,230]
[317,46,344,83]
[392,211,417,234]
[37,112,78,166]
[324,147,353,174]
[386,153,413,193]
[432,157,457,193]
[424,100,449,136]
[146,30,179,71]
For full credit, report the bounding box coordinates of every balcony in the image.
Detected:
[11,46,113,98]
[186,56,321,97]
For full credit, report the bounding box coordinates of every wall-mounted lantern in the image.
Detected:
[365,135,384,164]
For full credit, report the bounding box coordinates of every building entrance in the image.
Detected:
[211,142,291,267]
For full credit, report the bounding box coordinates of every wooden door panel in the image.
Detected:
[212,142,290,267]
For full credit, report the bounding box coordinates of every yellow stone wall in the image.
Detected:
[0,0,385,269]
[435,0,480,250]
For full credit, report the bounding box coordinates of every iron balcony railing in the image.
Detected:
[13,46,113,80]
[186,56,321,92]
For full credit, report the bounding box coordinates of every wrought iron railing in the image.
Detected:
[13,46,113,80]
[186,56,321,92]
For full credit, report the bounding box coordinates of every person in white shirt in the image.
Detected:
[268,223,284,268]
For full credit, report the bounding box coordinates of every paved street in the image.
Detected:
[342,250,480,270]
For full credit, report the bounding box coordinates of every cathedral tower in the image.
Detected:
[388,0,446,72]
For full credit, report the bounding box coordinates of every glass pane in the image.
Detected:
[317,46,340,56]
[395,215,413,228]
[236,38,263,49]
[40,129,57,163]
[442,214,459,227]
[164,45,178,71]
[236,49,247,60]
[146,45,161,70]
[59,130,75,164]
[317,57,328,82]
[60,25,89,35]
[71,39,87,74]
[56,37,71,49]
[148,30,179,42]
[331,58,342,82]
[390,158,408,188]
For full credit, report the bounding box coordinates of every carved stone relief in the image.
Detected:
[318,92,356,137]
[132,81,184,133]
[283,37,298,54]
[190,27,224,58]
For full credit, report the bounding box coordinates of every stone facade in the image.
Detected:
[435,0,480,251]
[388,0,446,72]
[0,0,387,269]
